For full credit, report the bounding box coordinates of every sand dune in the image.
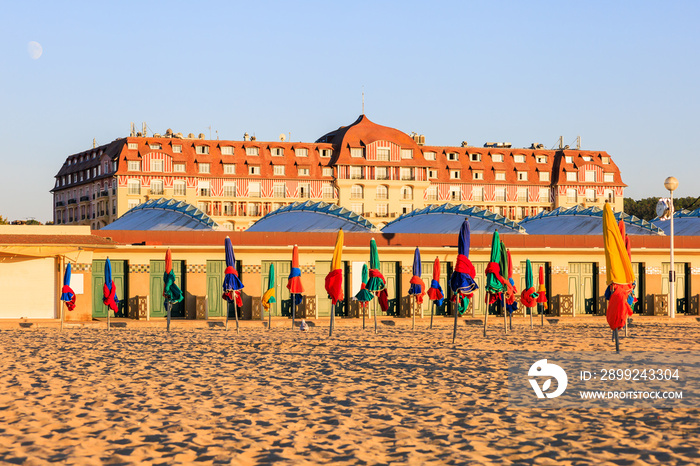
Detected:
[0,321,698,465]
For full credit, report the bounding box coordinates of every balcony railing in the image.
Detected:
[55,201,65,207]
[80,196,90,202]
[67,199,77,204]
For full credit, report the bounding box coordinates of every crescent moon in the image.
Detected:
[27,41,43,60]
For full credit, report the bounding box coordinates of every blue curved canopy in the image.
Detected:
[520,205,662,236]
[381,204,526,234]
[247,201,374,233]
[103,198,217,231]
[652,208,700,236]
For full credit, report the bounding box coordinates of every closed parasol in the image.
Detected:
[449,219,478,342]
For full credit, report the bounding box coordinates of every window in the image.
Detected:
[351,148,364,158]
[449,187,460,201]
[495,171,506,181]
[470,153,481,162]
[298,167,310,176]
[322,167,333,177]
[427,169,437,179]
[128,199,140,209]
[173,145,182,153]
[351,185,364,199]
[447,152,458,161]
[249,182,261,198]
[151,159,163,172]
[223,203,235,216]
[566,172,577,182]
[514,154,526,163]
[604,172,614,182]
[198,181,211,197]
[473,171,484,180]
[539,171,550,182]
[540,187,550,201]
[517,171,528,181]
[223,164,235,175]
[473,187,483,201]
[517,187,527,201]
[401,204,413,214]
[401,149,413,159]
[295,148,308,157]
[424,151,436,160]
[199,163,210,174]
[377,148,390,161]
[450,170,460,179]
[249,165,261,175]
[583,156,593,162]
[223,184,236,197]
[128,143,138,150]
[196,145,210,155]
[322,185,334,199]
[602,156,611,164]
[605,189,614,202]
[565,155,573,163]
[246,147,259,156]
[566,188,577,203]
[489,153,502,163]
[376,204,388,218]
[128,161,140,171]
[536,155,547,163]
[350,166,363,179]
[400,167,414,180]
[426,186,438,200]
[127,180,140,195]
[221,146,233,155]
[174,181,186,196]
[247,203,261,216]
[585,170,596,182]
[299,183,311,198]
[585,188,596,201]
[351,203,363,215]
[149,143,162,150]
[271,147,283,157]
[401,186,413,200]
[273,165,285,176]
[273,183,285,198]
[495,188,506,202]
[376,167,388,180]
[174,163,186,173]
[151,180,164,195]
[320,149,332,158]
[376,185,388,200]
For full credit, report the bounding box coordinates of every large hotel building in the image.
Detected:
[51,115,626,229]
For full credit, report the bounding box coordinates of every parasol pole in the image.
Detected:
[362,302,366,330]
[452,298,459,344]
[540,303,544,327]
[430,301,434,330]
[269,300,272,330]
[502,294,508,334]
[166,300,171,332]
[107,302,110,331]
[233,294,240,335]
[483,301,488,337]
[329,303,335,337]
[292,297,296,330]
[374,297,378,334]
[529,305,533,329]
[412,296,416,330]
[225,301,230,331]
[614,328,620,352]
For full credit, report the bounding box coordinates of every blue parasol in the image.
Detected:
[61,263,76,311]
[223,236,244,303]
[103,257,119,315]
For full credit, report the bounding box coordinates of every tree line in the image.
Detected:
[623,196,700,221]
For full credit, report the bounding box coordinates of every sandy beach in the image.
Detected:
[1,319,699,465]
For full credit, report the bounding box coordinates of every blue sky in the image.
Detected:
[1,1,698,222]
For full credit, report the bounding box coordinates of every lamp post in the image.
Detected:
[664,176,679,318]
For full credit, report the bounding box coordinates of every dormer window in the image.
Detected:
[565,155,573,163]
[470,153,481,162]
[583,156,593,162]
[514,154,526,163]
[536,155,547,163]
[271,147,284,157]
[196,145,210,155]
[128,143,138,150]
[149,143,162,150]
[401,149,413,159]
[447,152,458,161]
[295,148,308,157]
[173,145,182,153]
[473,170,484,180]
[424,151,436,161]
[246,147,259,156]
[221,146,233,155]
[492,153,504,162]
[320,149,332,158]
[351,148,364,158]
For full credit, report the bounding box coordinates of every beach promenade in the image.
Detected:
[1,318,698,464]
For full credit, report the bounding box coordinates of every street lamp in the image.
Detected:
[664,176,679,318]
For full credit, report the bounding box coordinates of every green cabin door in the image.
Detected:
[206,260,225,318]
[261,261,291,318]
[315,261,348,317]
[568,262,594,315]
[92,260,127,318]
[150,260,185,318]
[380,261,399,316]
[471,262,488,316]
[662,262,687,313]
